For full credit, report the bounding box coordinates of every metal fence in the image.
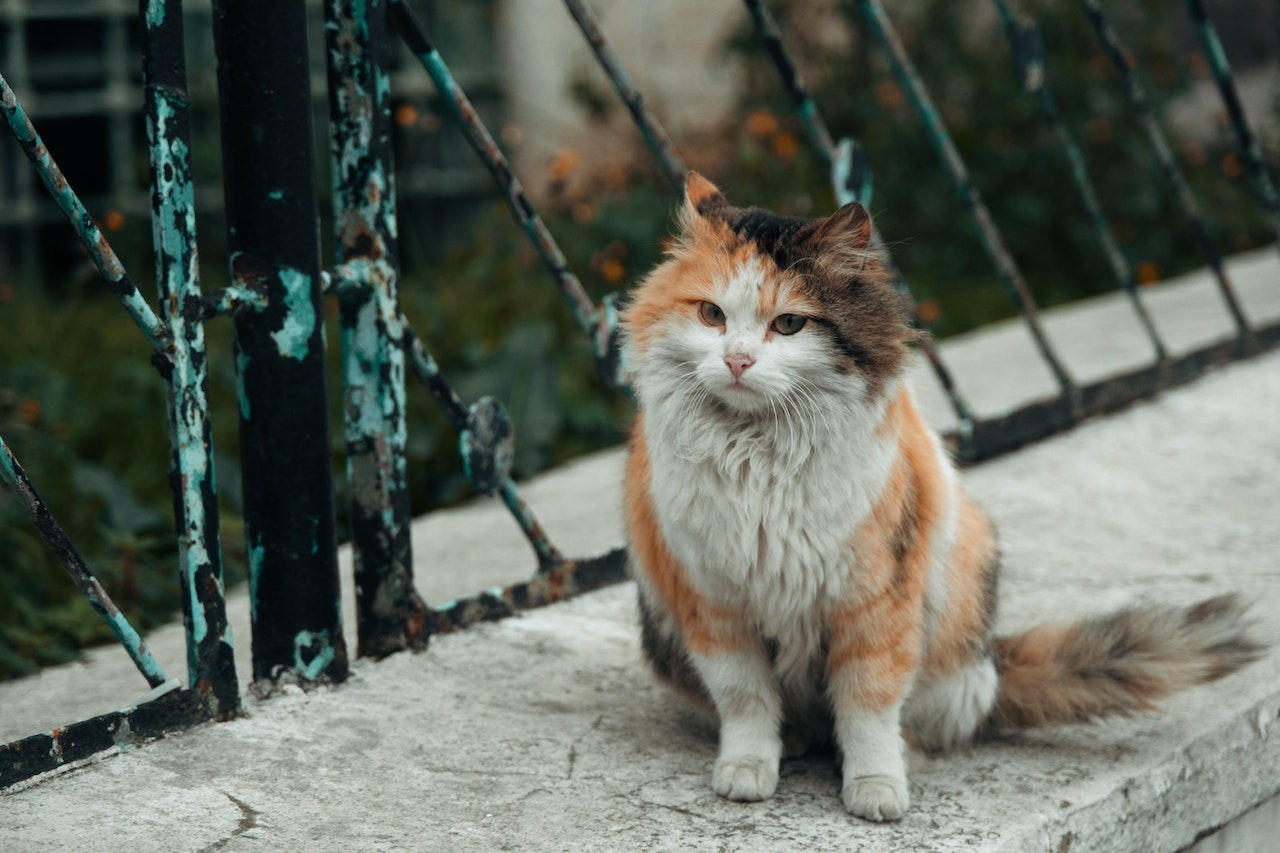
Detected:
[2,0,1278,788]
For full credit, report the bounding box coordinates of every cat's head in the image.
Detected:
[621,172,915,417]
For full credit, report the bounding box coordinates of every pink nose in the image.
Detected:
[725,353,755,381]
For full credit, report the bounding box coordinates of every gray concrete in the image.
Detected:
[3,250,1280,851]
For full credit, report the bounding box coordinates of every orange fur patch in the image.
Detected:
[625,418,750,655]
[826,388,943,710]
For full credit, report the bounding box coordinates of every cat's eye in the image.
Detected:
[771,314,807,335]
[698,301,726,327]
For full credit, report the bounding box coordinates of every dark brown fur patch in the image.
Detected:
[699,196,917,395]
[638,591,711,708]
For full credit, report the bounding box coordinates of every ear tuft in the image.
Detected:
[684,171,727,217]
[811,202,876,276]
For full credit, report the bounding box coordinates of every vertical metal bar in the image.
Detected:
[142,0,238,715]
[741,0,976,428]
[858,0,1076,399]
[560,0,687,195]
[0,72,174,363]
[324,0,430,658]
[1077,0,1250,337]
[212,0,349,684]
[389,0,601,341]
[0,434,171,690]
[993,0,1168,363]
[1184,0,1280,254]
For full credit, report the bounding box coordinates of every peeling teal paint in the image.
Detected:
[271,267,317,361]
[146,0,166,27]
[293,630,337,681]
[0,72,172,357]
[247,540,265,625]
[235,347,252,418]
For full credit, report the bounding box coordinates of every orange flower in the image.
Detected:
[873,80,904,110]
[745,110,779,139]
[771,132,798,160]
[394,104,419,128]
[549,148,580,182]
[103,210,125,231]
[1135,261,1160,286]
[601,259,626,284]
[19,398,41,425]
[916,298,941,325]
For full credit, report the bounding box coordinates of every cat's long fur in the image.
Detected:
[620,173,1263,821]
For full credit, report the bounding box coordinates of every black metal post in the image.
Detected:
[212,0,348,684]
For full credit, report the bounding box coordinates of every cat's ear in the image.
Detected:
[684,171,727,219]
[810,202,875,276]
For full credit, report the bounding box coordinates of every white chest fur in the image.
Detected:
[643,387,899,654]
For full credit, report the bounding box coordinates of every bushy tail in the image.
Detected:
[990,594,1265,729]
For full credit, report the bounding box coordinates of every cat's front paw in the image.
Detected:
[843,774,909,821]
[712,755,779,802]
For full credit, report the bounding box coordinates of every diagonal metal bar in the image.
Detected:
[0,72,174,367]
[143,0,239,717]
[993,0,1168,363]
[0,433,170,690]
[1183,0,1280,255]
[858,0,1076,400]
[561,0,687,195]
[742,0,977,429]
[1077,0,1250,336]
[739,0,837,159]
[400,324,566,570]
[389,0,601,342]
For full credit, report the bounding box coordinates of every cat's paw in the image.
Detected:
[711,755,779,802]
[842,774,909,822]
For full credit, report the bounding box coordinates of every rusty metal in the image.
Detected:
[0,433,171,690]
[1,685,202,790]
[213,0,348,685]
[1077,0,1250,337]
[561,0,687,195]
[388,0,603,345]
[401,325,566,570]
[431,547,626,634]
[741,0,977,430]
[951,318,1280,464]
[325,0,431,660]
[994,0,1168,364]
[857,0,1077,401]
[144,0,239,717]
[1183,0,1280,254]
[0,72,174,367]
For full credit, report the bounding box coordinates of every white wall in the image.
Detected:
[498,0,747,196]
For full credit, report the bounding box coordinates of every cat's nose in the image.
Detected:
[724,353,755,380]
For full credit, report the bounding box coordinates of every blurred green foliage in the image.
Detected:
[2,0,1277,681]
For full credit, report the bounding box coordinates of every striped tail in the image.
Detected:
[990,594,1264,729]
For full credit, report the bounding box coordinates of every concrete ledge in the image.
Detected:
[3,251,1280,850]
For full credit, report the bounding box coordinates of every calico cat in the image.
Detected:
[620,172,1263,822]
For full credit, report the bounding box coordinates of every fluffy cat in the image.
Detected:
[620,172,1262,822]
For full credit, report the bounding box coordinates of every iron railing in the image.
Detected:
[2,0,1278,788]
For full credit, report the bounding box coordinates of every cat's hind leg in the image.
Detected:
[902,655,999,752]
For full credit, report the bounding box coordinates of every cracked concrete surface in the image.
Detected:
[2,250,1280,851]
